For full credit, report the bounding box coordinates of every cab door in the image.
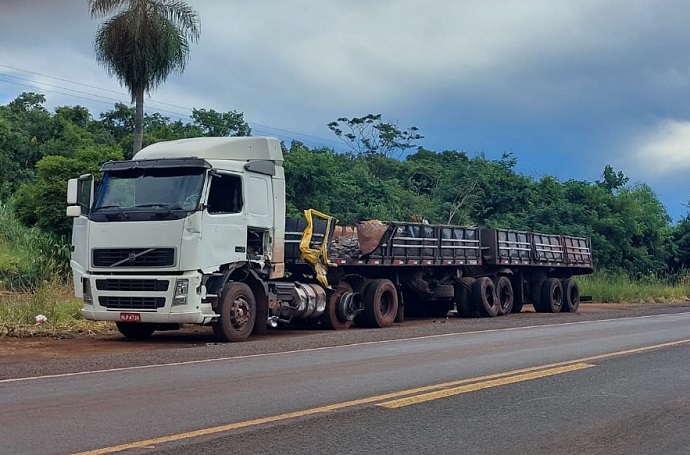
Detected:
[199,172,247,269]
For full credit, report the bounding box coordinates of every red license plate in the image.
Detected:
[119,312,141,322]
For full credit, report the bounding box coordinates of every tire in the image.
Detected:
[540,277,563,313]
[472,277,498,317]
[115,322,156,340]
[362,279,399,328]
[352,279,372,326]
[432,284,456,299]
[493,276,514,316]
[212,282,257,342]
[320,281,354,330]
[455,277,478,318]
[561,278,580,313]
[531,279,546,312]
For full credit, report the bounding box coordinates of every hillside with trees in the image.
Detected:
[1,91,690,288]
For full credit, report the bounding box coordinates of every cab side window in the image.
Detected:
[207,174,243,214]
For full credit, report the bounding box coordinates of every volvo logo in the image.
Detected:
[127,252,137,262]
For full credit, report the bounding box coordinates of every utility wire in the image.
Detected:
[0,62,347,149]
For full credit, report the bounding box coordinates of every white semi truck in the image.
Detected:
[67,137,593,342]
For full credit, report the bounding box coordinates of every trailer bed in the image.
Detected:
[285,218,593,274]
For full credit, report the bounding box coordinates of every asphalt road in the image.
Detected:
[1,310,689,455]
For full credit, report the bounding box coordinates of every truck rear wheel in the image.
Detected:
[212,282,256,342]
[363,279,399,328]
[472,277,498,317]
[493,276,514,315]
[320,281,354,330]
[540,277,563,313]
[455,278,478,318]
[531,279,546,312]
[115,322,156,340]
[560,278,580,312]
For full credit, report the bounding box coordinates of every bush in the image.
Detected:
[0,204,70,292]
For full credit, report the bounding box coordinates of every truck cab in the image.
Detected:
[67,137,287,339]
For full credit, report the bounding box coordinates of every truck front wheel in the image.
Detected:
[115,322,156,340]
[213,282,257,342]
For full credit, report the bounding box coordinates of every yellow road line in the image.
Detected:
[71,338,690,455]
[378,363,594,408]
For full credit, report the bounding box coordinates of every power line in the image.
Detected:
[0,62,347,149]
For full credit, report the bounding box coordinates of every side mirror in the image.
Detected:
[67,179,78,205]
[66,174,94,216]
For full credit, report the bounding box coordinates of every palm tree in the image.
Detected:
[89,0,200,154]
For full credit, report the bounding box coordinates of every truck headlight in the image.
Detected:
[82,278,93,305]
[173,279,189,306]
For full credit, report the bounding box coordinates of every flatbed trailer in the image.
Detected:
[284,215,593,328]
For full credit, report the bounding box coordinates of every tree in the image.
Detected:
[90,0,201,154]
[192,108,252,137]
[597,164,629,193]
[327,114,423,157]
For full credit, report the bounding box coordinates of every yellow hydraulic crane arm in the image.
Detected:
[299,209,335,288]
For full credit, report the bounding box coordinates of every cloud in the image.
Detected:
[631,119,690,178]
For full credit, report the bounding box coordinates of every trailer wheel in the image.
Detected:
[540,278,563,313]
[115,322,156,340]
[531,279,546,312]
[493,276,514,315]
[455,278,478,317]
[212,282,256,342]
[472,277,498,317]
[352,280,372,326]
[363,279,399,328]
[320,281,354,330]
[560,278,580,313]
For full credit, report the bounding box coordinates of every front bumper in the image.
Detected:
[80,271,218,325]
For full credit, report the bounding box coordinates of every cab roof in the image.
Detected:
[134,137,283,164]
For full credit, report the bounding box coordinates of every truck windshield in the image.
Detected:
[93,167,205,212]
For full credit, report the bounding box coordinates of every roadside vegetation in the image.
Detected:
[0,205,111,336]
[579,271,690,304]
[0,202,688,338]
[3,92,690,337]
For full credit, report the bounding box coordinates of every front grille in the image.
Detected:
[99,296,166,310]
[92,248,175,267]
[96,279,169,292]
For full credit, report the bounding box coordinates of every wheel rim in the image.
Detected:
[500,287,512,310]
[380,291,394,317]
[231,296,251,329]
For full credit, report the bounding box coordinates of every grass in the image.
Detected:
[578,271,690,304]
[0,204,111,337]
[0,204,71,292]
[0,285,113,337]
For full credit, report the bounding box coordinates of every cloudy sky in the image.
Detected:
[2,0,690,220]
